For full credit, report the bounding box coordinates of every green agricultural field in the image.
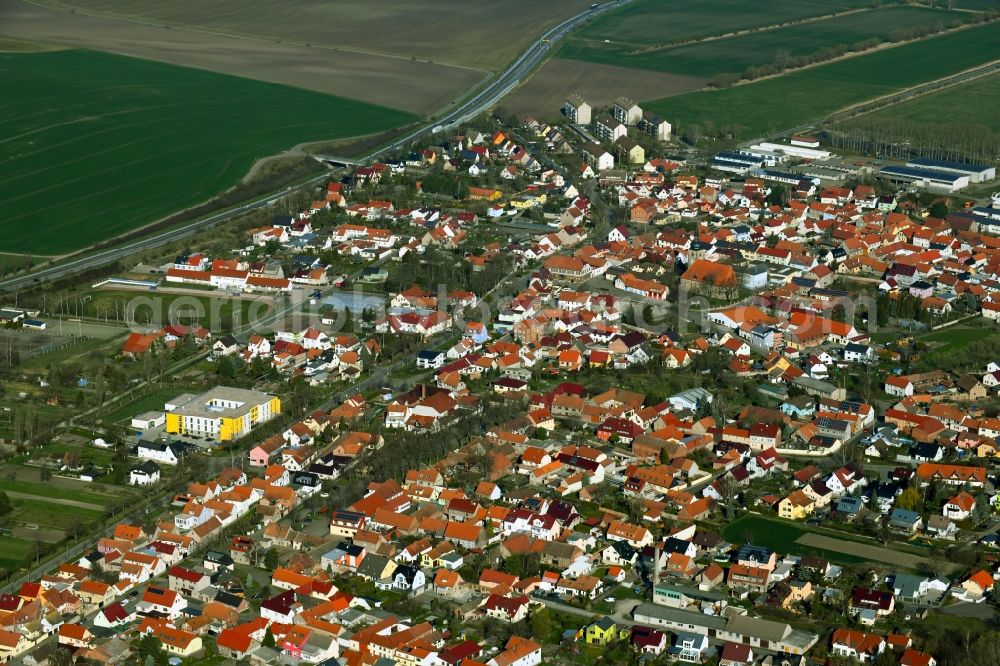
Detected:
[85,289,267,331]
[0,536,32,573]
[643,20,1000,139]
[837,71,1000,136]
[0,49,416,255]
[954,0,1000,8]
[562,6,966,77]
[570,0,863,49]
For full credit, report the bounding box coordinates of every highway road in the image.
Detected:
[0,0,633,295]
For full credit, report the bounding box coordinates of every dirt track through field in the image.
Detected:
[4,490,106,512]
[796,533,928,569]
[0,0,482,115]
[502,58,705,120]
[12,526,64,542]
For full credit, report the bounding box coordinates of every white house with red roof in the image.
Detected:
[885,375,914,397]
[943,491,975,521]
[139,586,185,619]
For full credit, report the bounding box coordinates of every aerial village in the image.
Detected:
[4,94,1000,666]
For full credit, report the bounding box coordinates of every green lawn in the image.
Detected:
[836,70,1000,138]
[0,477,117,506]
[643,20,1000,138]
[0,49,416,255]
[721,514,869,565]
[38,441,117,467]
[102,386,185,425]
[85,289,266,332]
[918,320,1000,365]
[0,253,38,273]
[0,536,32,573]
[920,321,992,347]
[570,0,863,49]
[562,6,962,77]
[11,499,106,529]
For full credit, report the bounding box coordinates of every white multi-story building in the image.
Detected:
[165,387,280,442]
[563,95,592,125]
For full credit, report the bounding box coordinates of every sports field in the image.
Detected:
[0,49,416,255]
[642,21,1000,139]
[561,6,967,77]
[569,0,864,49]
[85,289,268,331]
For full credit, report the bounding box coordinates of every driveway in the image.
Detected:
[940,601,997,620]
[537,597,641,626]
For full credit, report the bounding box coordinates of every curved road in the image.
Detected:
[0,0,632,294]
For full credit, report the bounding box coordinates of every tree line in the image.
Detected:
[825,117,1000,166]
[710,10,998,90]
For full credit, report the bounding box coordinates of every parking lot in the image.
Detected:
[130,422,218,451]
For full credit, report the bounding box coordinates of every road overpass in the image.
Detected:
[312,155,363,167]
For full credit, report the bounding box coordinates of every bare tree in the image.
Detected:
[65,515,85,542]
[716,475,741,516]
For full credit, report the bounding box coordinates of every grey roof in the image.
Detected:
[926,514,954,530]
[130,460,160,474]
[783,394,814,409]
[542,540,582,561]
[594,616,616,631]
[633,603,727,630]
[654,582,725,602]
[724,611,791,643]
[168,386,276,420]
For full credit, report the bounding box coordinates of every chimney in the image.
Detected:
[653,543,661,585]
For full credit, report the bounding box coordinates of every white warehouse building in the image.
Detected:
[907,157,995,183]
